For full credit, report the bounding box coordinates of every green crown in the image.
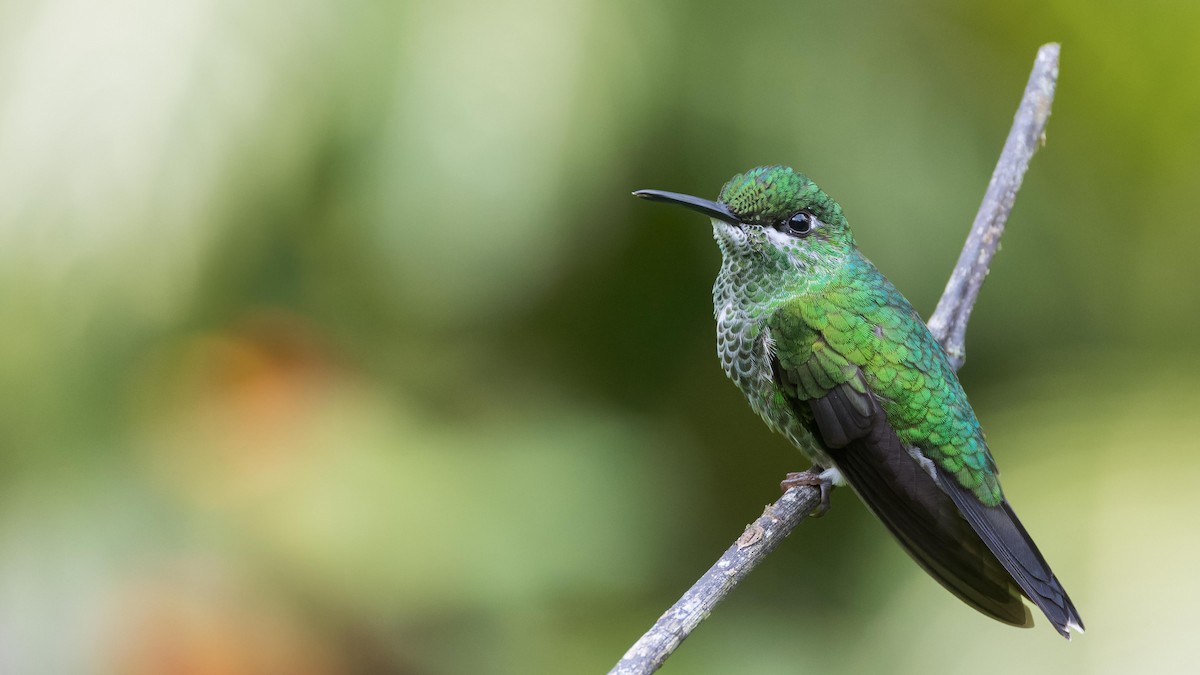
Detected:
[718,165,844,227]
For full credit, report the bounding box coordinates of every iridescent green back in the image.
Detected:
[768,254,1002,505]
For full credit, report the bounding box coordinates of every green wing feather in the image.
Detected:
[765,266,1082,636]
[773,263,1003,505]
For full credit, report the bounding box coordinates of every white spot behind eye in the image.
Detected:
[764,227,794,249]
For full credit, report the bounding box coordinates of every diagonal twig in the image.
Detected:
[927,43,1061,370]
[610,43,1060,675]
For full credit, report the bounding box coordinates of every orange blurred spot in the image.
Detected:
[104,562,347,675]
[134,309,348,504]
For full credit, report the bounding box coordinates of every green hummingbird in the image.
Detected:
[634,165,1083,638]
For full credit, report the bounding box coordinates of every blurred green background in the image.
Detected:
[2,0,1198,673]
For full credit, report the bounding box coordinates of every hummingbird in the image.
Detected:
[634,165,1083,638]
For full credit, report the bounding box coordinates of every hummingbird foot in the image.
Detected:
[780,466,840,517]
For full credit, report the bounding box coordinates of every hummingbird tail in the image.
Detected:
[939,477,1085,638]
[827,427,1035,628]
[794,371,1084,636]
[827,416,1084,637]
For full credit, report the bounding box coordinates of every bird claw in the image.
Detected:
[780,466,835,517]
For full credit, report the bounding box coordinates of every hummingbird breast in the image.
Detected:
[712,258,828,464]
[711,244,771,392]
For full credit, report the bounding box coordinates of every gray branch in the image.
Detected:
[610,486,824,674]
[609,43,1060,675]
[927,43,1060,370]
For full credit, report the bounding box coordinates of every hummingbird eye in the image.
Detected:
[781,211,814,237]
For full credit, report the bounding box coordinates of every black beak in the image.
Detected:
[633,189,741,225]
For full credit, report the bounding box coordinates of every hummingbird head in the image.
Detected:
[635,165,854,276]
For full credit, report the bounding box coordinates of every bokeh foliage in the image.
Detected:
[1,0,1198,673]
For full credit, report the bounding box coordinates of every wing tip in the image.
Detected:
[1000,603,1035,629]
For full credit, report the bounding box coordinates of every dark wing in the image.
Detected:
[775,342,1083,635]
